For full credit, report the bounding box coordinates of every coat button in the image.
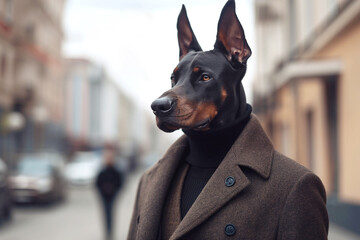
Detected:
[225,176,235,187]
[224,224,236,236]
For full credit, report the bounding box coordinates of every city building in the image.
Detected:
[63,57,178,170]
[0,0,15,110]
[253,0,360,234]
[63,58,138,149]
[63,58,93,148]
[0,0,16,164]
[0,0,66,165]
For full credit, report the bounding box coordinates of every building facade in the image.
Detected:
[253,0,360,234]
[64,58,136,151]
[0,0,66,165]
[64,58,93,147]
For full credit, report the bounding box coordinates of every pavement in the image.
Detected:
[329,223,360,240]
[0,169,143,240]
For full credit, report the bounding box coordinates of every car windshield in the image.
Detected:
[17,158,52,177]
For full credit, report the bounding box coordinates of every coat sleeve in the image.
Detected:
[127,175,144,240]
[277,172,329,240]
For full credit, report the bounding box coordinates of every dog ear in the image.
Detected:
[177,5,202,60]
[214,0,251,66]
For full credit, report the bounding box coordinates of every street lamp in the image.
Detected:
[5,112,25,132]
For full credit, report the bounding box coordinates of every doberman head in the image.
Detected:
[151,0,251,133]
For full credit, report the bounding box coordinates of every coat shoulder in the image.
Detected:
[273,153,329,239]
[271,150,312,180]
[269,151,326,199]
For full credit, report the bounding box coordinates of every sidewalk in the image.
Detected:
[329,222,360,240]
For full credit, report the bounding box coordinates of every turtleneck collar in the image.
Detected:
[182,104,252,168]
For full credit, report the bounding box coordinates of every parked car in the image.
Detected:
[9,152,67,203]
[65,151,102,186]
[0,158,12,225]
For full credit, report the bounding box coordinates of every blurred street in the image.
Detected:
[0,168,142,240]
[0,166,358,240]
[329,223,360,240]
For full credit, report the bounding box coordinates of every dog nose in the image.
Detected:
[151,96,175,116]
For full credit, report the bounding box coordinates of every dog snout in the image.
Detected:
[151,96,176,116]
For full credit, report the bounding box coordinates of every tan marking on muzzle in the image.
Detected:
[176,100,218,130]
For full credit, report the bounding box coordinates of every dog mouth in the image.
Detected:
[155,116,184,133]
[156,114,211,132]
[162,123,181,132]
[189,118,211,131]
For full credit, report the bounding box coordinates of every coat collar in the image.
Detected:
[140,114,274,240]
[171,114,274,239]
[230,114,274,179]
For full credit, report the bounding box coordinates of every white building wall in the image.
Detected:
[100,79,120,143]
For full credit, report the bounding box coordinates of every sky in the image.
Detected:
[63,0,256,113]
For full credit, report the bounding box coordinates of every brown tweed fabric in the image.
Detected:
[127,114,329,240]
[161,163,189,240]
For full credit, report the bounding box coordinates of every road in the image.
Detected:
[0,168,359,240]
[0,169,141,240]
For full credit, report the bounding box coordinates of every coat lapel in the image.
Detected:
[138,135,189,240]
[170,155,250,240]
[171,114,274,240]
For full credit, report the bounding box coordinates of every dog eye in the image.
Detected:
[202,74,211,81]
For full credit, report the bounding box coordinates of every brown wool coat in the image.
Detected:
[127,115,329,240]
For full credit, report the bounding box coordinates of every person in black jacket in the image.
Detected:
[96,145,123,240]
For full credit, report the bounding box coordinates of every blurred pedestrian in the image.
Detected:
[96,145,124,240]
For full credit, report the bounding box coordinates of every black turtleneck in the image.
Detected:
[180,104,252,218]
